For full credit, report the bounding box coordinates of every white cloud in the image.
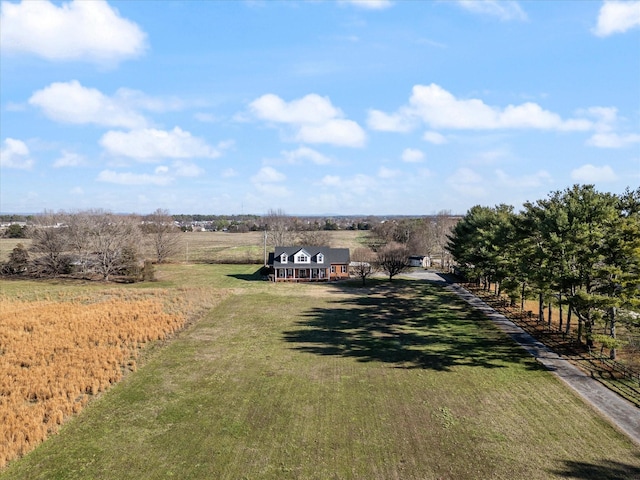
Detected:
[70,187,84,195]
[0,0,147,64]
[173,161,204,177]
[369,83,593,132]
[252,166,286,183]
[296,119,366,147]
[593,1,640,37]
[401,148,425,163]
[447,167,486,197]
[587,132,640,148]
[251,166,290,197]
[340,0,393,10]
[249,93,366,147]
[97,169,172,186]
[378,166,401,178]
[495,169,552,188]
[282,147,332,165]
[456,0,527,21]
[53,150,85,168]
[0,138,34,169]
[30,81,147,128]
[571,164,618,182]
[320,175,342,187]
[423,131,447,144]
[349,174,377,195]
[100,127,220,161]
[250,93,340,124]
[367,109,415,132]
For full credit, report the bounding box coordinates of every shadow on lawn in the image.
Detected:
[549,456,640,480]
[283,279,544,371]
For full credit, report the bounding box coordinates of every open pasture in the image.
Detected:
[0,229,369,266]
[1,265,639,479]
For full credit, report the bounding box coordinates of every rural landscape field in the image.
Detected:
[1,231,639,479]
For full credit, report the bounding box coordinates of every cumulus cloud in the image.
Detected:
[378,166,401,178]
[588,132,640,148]
[446,167,486,197]
[173,161,204,177]
[368,83,593,133]
[0,138,34,169]
[340,0,393,10]
[456,0,527,21]
[53,150,85,168]
[423,131,447,144]
[100,127,220,161]
[571,164,618,182]
[367,110,415,132]
[249,93,366,147]
[495,169,553,188]
[593,1,640,37]
[401,148,425,163]
[251,166,290,197]
[29,81,148,128]
[320,175,342,187]
[97,169,172,186]
[282,147,332,165]
[0,0,147,65]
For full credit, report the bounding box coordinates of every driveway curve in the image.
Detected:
[401,270,640,446]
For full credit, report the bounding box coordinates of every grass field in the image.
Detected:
[1,264,639,479]
[0,230,370,265]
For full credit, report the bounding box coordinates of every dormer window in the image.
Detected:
[280,253,288,263]
[316,253,324,263]
[294,250,310,263]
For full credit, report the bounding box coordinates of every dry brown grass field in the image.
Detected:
[0,289,194,468]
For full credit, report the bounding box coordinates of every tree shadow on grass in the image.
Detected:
[283,279,545,371]
[226,268,266,281]
[549,456,640,480]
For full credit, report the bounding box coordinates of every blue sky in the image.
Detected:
[1,0,639,216]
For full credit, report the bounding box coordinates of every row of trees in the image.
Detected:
[446,185,640,359]
[2,209,181,281]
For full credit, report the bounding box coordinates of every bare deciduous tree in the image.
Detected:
[30,211,70,277]
[376,242,410,282]
[351,247,377,286]
[296,229,331,247]
[144,208,182,263]
[90,213,141,281]
[265,209,296,247]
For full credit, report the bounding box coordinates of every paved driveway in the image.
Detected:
[400,270,640,446]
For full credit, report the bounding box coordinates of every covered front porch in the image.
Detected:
[272,267,330,282]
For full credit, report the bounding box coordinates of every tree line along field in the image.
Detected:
[1,262,639,479]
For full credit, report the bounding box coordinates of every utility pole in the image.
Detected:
[263,229,267,266]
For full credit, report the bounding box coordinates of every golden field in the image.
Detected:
[0,290,189,468]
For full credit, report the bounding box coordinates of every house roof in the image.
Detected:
[269,246,350,267]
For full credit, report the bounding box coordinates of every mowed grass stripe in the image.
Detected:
[2,278,639,479]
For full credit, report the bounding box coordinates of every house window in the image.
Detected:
[341,265,347,273]
[317,253,324,263]
[331,265,336,273]
[295,251,310,263]
[280,253,288,263]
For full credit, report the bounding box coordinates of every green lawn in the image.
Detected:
[1,266,639,479]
